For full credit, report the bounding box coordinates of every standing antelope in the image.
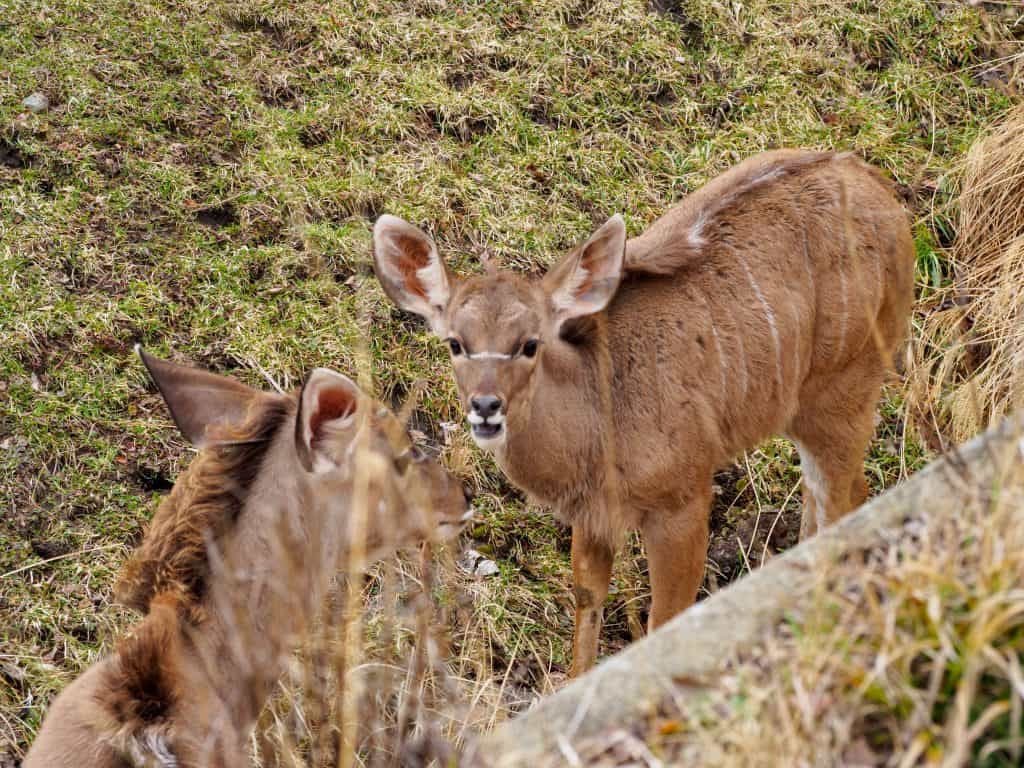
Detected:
[24,349,472,767]
[372,150,914,675]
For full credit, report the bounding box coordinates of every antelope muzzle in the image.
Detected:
[467,394,505,448]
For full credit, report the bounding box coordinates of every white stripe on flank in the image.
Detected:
[709,322,728,405]
[871,223,883,316]
[734,328,749,397]
[835,195,849,361]
[788,301,801,383]
[837,257,849,361]
[740,258,784,393]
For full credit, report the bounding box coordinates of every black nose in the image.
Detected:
[470,395,502,418]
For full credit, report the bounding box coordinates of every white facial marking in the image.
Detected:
[468,401,505,452]
[468,411,504,427]
[740,258,784,393]
[465,351,514,361]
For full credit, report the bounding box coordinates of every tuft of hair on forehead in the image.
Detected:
[452,286,540,342]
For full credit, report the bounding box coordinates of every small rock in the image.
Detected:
[475,559,499,577]
[22,92,49,114]
[457,548,500,578]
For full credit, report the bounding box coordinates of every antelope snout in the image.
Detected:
[467,395,506,449]
[470,395,503,419]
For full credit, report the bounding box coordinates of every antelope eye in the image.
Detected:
[447,338,463,356]
[521,339,539,358]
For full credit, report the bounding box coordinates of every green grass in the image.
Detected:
[1,0,1020,760]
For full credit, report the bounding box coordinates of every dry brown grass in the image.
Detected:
[910,101,1024,448]
[641,424,1024,768]
[250,552,545,768]
[238,329,532,768]
[2,0,1023,764]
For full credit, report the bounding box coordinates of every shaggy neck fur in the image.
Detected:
[25,396,359,768]
[115,397,293,624]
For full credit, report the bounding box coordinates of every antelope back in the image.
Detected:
[371,151,913,501]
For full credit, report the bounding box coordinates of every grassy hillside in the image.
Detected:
[0,0,1020,762]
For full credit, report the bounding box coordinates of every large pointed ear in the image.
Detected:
[372,214,452,335]
[294,368,361,473]
[137,346,271,449]
[542,215,626,331]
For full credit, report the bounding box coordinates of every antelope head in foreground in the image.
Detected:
[373,149,914,676]
[24,350,471,768]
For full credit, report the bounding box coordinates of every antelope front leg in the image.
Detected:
[569,525,614,677]
[643,490,710,631]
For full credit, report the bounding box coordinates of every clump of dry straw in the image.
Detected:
[913,103,1024,445]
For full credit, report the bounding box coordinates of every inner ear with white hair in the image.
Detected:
[542,214,626,334]
[372,215,452,335]
[294,368,362,473]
